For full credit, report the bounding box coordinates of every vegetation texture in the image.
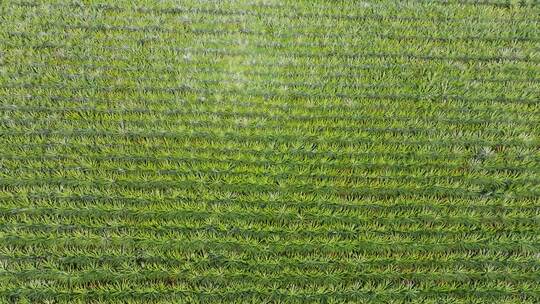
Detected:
[0,0,539,303]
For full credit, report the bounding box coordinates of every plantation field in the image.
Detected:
[0,0,539,303]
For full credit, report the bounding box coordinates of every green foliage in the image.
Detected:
[0,0,539,303]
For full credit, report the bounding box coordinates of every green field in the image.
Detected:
[0,0,539,303]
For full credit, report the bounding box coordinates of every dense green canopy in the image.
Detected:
[0,0,539,303]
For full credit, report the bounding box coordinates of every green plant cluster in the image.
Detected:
[0,0,539,303]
